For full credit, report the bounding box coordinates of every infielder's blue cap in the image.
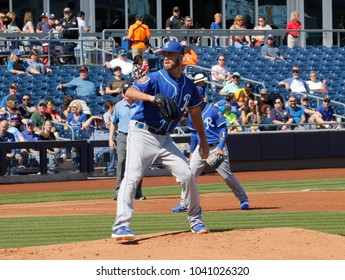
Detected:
[156,41,184,55]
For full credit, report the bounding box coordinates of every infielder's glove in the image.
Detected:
[154,94,180,122]
[206,151,224,169]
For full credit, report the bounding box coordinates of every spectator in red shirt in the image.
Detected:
[286,11,301,48]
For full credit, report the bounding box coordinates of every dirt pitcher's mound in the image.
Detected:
[1,228,345,260]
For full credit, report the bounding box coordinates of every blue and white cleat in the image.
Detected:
[172,205,187,213]
[240,200,249,210]
[191,223,209,234]
[111,226,135,241]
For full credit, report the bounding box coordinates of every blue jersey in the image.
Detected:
[132,69,202,133]
[188,102,227,145]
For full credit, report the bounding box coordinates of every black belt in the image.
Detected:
[119,131,128,135]
[135,122,168,135]
[209,143,219,148]
[289,34,299,38]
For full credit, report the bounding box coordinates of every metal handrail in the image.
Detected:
[52,121,75,140]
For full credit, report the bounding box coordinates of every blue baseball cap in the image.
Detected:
[267,34,275,39]
[12,49,22,56]
[26,119,35,125]
[156,41,184,55]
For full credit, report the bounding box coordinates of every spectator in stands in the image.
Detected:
[56,65,96,97]
[104,48,133,75]
[109,84,145,200]
[65,100,87,132]
[141,58,149,74]
[0,84,21,110]
[21,119,55,171]
[0,119,17,166]
[7,49,30,75]
[270,97,293,130]
[4,12,21,33]
[76,11,90,33]
[241,98,261,132]
[219,104,242,133]
[229,15,252,48]
[22,11,35,33]
[36,13,48,33]
[104,66,128,103]
[211,54,231,84]
[56,7,79,64]
[179,16,196,43]
[181,40,199,67]
[299,94,326,129]
[42,14,57,33]
[45,99,63,123]
[234,82,256,110]
[26,49,52,75]
[31,99,53,132]
[123,14,150,58]
[316,95,342,129]
[61,95,74,120]
[82,115,116,176]
[278,66,310,93]
[131,55,146,81]
[103,100,115,129]
[192,72,208,100]
[210,13,222,46]
[257,88,274,129]
[261,34,285,61]
[4,97,26,131]
[0,12,11,31]
[17,94,36,118]
[219,72,243,96]
[306,70,328,94]
[252,16,272,47]
[40,120,67,164]
[215,93,241,118]
[286,11,301,48]
[165,6,184,30]
[286,94,306,130]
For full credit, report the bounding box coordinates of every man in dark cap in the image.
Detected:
[56,7,79,64]
[123,14,150,58]
[36,13,48,33]
[234,81,256,110]
[166,6,184,30]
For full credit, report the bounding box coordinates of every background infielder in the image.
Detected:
[111,41,210,241]
[172,93,249,212]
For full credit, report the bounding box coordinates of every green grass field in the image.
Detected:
[0,178,345,249]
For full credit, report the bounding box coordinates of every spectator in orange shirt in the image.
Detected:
[286,11,301,48]
[181,40,199,67]
[123,15,150,58]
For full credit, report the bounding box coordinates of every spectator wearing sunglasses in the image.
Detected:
[306,70,328,94]
[315,96,342,129]
[286,94,306,130]
[299,94,326,129]
[219,72,244,96]
[278,66,310,93]
[270,97,293,131]
[229,14,252,48]
[252,16,272,47]
[261,34,285,61]
[211,55,232,84]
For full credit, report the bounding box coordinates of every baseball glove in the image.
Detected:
[206,151,224,169]
[154,94,180,122]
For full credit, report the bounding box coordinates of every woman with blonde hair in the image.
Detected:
[23,11,35,33]
[230,15,251,48]
[5,11,21,33]
[286,11,301,48]
[65,100,87,132]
